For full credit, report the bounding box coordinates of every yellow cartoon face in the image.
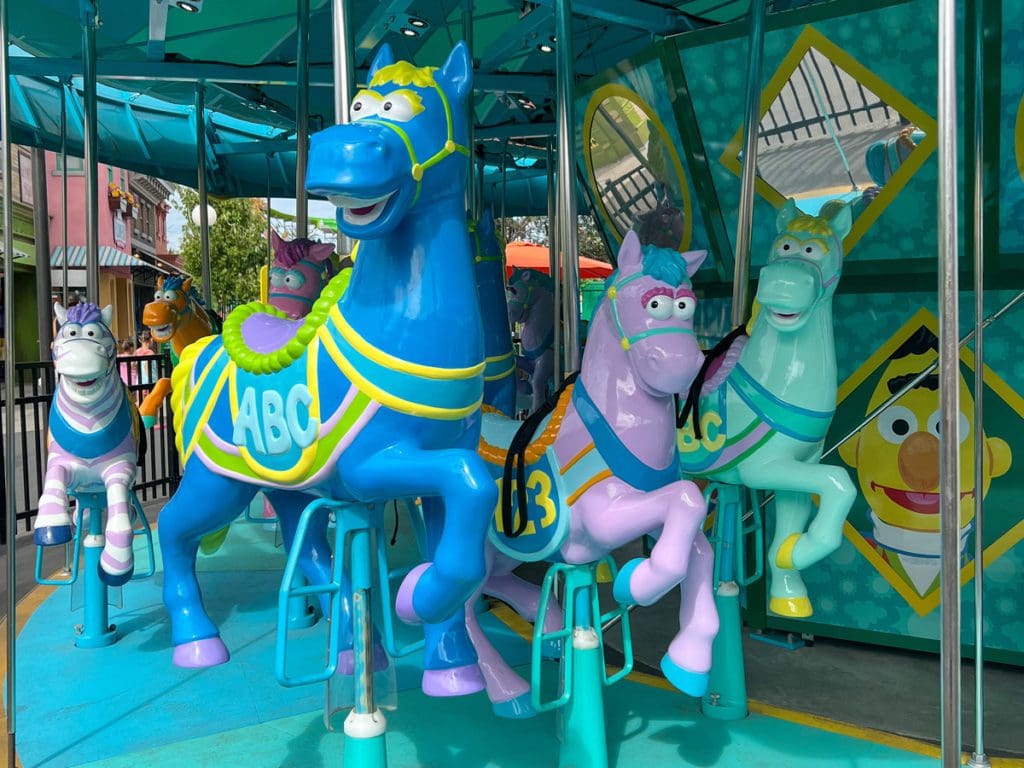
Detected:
[839,349,1011,533]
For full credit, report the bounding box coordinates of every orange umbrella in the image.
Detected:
[505,241,613,279]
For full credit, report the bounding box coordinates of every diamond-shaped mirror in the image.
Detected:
[720,27,936,254]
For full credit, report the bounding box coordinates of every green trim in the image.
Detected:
[657,40,734,283]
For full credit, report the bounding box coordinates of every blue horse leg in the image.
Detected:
[342,445,496,624]
[419,496,484,695]
[159,461,257,667]
[268,490,338,623]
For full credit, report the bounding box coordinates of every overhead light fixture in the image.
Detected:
[537,43,553,53]
[550,36,557,43]
[400,27,419,37]
[408,16,428,28]
[175,1,201,12]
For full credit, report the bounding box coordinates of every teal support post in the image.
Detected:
[702,484,763,721]
[532,559,632,768]
[74,493,117,648]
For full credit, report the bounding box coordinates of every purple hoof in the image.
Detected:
[173,637,230,668]
[422,664,486,697]
[396,562,431,625]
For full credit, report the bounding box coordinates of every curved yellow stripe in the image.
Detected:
[228,358,322,484]
[183,363,232,467]
[330,305,484,380]
[319,325,480,420]
[484,365,516,382]
[486,351,513,364]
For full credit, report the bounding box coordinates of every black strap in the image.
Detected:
[501,371,580,538]
[677,324,749,439]
[390,499,399,546]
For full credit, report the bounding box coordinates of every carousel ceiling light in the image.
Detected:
[400,27,419,37]
[408,16,428,28]
[176,1,200,12]
[537,43,553,53]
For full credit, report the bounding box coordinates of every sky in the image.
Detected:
[165,193,338,252]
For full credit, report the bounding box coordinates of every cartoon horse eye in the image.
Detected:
[164,290,179,302]
[926,409,970,444]
[673,297,695,321]
[507,286,519,297]
[82,323,104,339]
[154,291,164,301]
[877,406,917,444]
[65,325,79,337]
[774,236,799,257]
[269,268,286,288]
[350,93,381,121]
[284,270,306,289]
[644,296,673,320]
[802,242,824,259]
[379,93,418,122]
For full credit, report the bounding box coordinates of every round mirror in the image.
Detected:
[583,85,692,252]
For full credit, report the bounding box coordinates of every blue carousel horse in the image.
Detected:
[473,209,516,417]
[677,199,857,617]
[158,41,496,668]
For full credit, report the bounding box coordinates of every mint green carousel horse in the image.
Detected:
[677,199,857,617]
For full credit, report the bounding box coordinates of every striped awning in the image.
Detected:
[51,246,151,269]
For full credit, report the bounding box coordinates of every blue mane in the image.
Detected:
[640,245,690,287]
[164,275,210,309]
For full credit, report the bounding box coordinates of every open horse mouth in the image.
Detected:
[150,323,174,339]
[770,310,802,325]
[330,192,395,226]
[63,375,103,396]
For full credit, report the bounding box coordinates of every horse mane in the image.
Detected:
[163,274,218,332]
[638,244,691,287]
[66,302,103,325]
[274,237,320,269]
[369,61,438,89]
[784,214,835,238]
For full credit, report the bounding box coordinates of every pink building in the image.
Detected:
[46,153,171,341]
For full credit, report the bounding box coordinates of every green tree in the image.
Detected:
[174,188,269,309]
[500,214,611,263]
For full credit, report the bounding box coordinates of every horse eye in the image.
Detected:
[782,243,791,251]
[87,330,94,337]
[805,246,813,254]
[353,102,362,111]
[383,101,392,111]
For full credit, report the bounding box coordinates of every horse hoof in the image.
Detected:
[34,525,73,547]
[422,664,486,697]
[769,596,813,618]
[173,637,230,668]
[612,557,643,606]
[98,564,133,587]
[337,643,390,676]
[493,692,536,719]
[395,563,431,624]
[660,654,709,697]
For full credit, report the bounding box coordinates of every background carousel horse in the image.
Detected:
[473,209,516,417]
[35,302,145,585]
[507,267,555,415]
[158,41,496,670]
[137,275,219,426]
[421,233,716,716]
[677,198,857,618]
[266,230,336,319]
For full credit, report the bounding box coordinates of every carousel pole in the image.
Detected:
[731,0,766,328]
[195,82,213,309]
[937,0,962,763]
[81,0,100,304]
[60,79,69,302]
[546,138,560,384]
[462,0,475,219]
[1,0,18,760]
[332,0,354,257]
[32,148,53,356]
[266,155,274,268]
[500,137,508,241]
[295,0,310,238]
[554,0,579,375]
[967,0,988,764]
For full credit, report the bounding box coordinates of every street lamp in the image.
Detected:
[190,204,217,227]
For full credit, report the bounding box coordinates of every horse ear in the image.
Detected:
[310,242,335,263]
[824,200,853,242]
[270,229,285,251]
[681,250,708,278]
[100,305,114,328]
[617,231,643,272]
[182,277,194,293]
[156,276,164,290]
[369,44,395,81]
[54,303,67,326]
[439,41,473,102]
[776,199,801,233]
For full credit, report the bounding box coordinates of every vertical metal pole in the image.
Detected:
[462,1,475,218]
[266,156,274,269]
[1,0,17,759]
[332,0,354,256]
[477,158,485,220]
[500,138,508,241]
[546,138,560,384]
[195,83,212,309]
[555,0,579,375]
[731,0,767,328]
[81,0,100,304]
[60,80,69,303]
[295,0,310,238]
[968,0,988,765]
[937,0,962,765]
[33,148,53,357]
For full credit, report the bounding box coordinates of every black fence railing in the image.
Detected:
[601,163,660,235]
[0,353,180,541]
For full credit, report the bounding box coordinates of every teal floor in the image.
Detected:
[12,510,944,768]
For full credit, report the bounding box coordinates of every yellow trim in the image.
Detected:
[182,361,232,467]
[486,351,513,364]
[319,323,481,420]
[1015,95,1024,182]
[769,595,813,618]
[718,26,938,256]
[329,305,484,381]
[560,442,596,475]
[483,366,515,383]
[582,83,693,252]
[566,469,614,506]
[775,532,800,569]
